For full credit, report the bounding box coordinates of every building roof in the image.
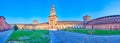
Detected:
[57,21,82,24]
[10,21,82,25]
[58,21,81,22]
[0,16,5,19]
[33,20,38,22]
[86,15,120,25]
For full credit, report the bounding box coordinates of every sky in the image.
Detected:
[0,0,120,24]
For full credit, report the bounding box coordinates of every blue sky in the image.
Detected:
[0,0,120,24]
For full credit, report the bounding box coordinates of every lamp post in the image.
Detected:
[90,26,94,35]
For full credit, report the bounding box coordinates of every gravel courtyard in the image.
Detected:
[50,31,120,43]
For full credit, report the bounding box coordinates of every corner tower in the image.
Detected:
[48,4,58,29]
[33,20,38,24]
[83,14,91,24]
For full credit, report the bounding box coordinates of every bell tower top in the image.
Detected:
[83,14,91,23]
[48,4,58,29]
[52,4,54,9]
[50,4,56,16]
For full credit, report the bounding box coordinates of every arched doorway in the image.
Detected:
[51,26,53,29]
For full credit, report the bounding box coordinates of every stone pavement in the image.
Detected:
[0,30,13,43]
[50,30,120,43]
[49,31,60,43]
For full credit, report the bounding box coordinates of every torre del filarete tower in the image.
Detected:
[48,4,58,29]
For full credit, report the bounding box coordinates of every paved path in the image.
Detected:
[50,31,120,43]
[49,31,60,43]
[0,30,13,43]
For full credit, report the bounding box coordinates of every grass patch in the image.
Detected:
[7,30,49,43]
[63,29,120,35]
[93,30,120,35]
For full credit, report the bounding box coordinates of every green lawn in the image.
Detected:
[7,30,49,43]
[62,29,120,35]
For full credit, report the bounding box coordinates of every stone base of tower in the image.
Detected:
[49,29,58,31]
[48,26,58,31]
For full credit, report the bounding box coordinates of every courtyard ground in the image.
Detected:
[4,29,120,43]
[62,29,120,35]
[50,30,120,43]
[7,30,49,43]
[0,30,13,43]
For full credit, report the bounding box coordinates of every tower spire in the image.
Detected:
[50,4,56,16]
[52,4,54,9]
[48,4,58,29]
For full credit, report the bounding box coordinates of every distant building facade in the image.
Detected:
[9,4,120,30]
[10,4,83,30]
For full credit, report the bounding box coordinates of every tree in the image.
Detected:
[13,25,18,31]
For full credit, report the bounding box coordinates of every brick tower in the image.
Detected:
[48,4,57,29]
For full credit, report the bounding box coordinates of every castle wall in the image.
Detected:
[0,16,11,31]
[86,24,120,30]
